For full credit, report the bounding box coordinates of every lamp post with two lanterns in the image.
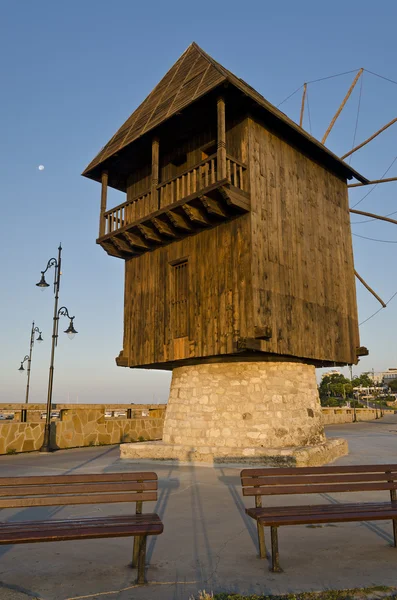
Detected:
[18,322,43,421]
[36,244,78,452]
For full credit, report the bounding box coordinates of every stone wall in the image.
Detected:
[321,407,384,425]
[0,422,44,454]
[57,407,164,449]
[0,404,165,455]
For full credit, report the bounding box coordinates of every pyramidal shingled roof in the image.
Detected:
[82,43,367,183]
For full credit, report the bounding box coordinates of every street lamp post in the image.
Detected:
[349,364,356,423]
[36,245,78,452]
[18,322,43,422]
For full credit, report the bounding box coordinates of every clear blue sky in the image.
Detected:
[1,0,397,404]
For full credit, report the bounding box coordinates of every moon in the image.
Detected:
[38,165,45,171]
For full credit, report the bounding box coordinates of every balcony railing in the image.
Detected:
[158,154,217,208]
[101,154,247,236]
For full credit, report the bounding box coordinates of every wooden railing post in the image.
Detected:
[99,170,108,237]
[217,97,226,180]
[152,137,160,209]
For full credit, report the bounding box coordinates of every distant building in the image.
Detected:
[321,369,342,380]
[366,369,397,385]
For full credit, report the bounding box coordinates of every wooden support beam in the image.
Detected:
[350,208,397,226]
[299,83,307,128]
[99,171,108,237]
[356,346,369,357]
[199,195,227,217]
[151,138,160,210]
[182,204,210,226]
[254,326,272,340]
[112,235,135,254]
[100,239,124,259]
[151,217,177,237]
[354,270,386,307]
[219,185,250,212]
[217,97,227,180]
[236,338,271,352]
[137,223,163,243]
[348,176,397,188]
[123,232,150,249]
[166,210,192,231]
[341,117,397,160]
[322,69,363,145]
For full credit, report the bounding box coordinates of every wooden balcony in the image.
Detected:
[98,154,250,259]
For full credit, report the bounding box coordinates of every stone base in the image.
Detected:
[120,437,348,467]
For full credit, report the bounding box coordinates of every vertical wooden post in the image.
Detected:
[132,499,143,566]
[387,471,397,547]
[136,535,147,584]
[255,495,266,558]
[152,137,160,209]
[99,170,108,237]
[217,97,226,181]
[270,526,282,572]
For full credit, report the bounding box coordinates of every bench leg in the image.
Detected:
[393,520,397,548]
[132,535,140,567]
[270,526,283,573]
[257,521,266,558]
[136,535,147,585]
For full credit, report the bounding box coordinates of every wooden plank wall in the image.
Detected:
[248,117,360,365]
[122,216,252,367]
[126,163,151,200]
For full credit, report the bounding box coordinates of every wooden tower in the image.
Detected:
[83,43,368,465]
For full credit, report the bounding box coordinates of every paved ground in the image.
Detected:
[0,414,397,600]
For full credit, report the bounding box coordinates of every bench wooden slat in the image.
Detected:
[0,481,157,498]
[257,509,397,526]
[247,501,397,519]
[0,520,164,545]
[0,514,163,540]
[0,491,157,509]
[241,465,397,477]
[241,472,397,487]
[0,514,160,531]
[242,482,397,496]
[0,472,158,487]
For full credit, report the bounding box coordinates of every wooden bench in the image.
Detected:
[241,464,397,573]
[0,471,163,584]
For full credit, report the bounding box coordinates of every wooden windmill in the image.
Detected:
[83,42,371,370]
[82,43,391,464]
